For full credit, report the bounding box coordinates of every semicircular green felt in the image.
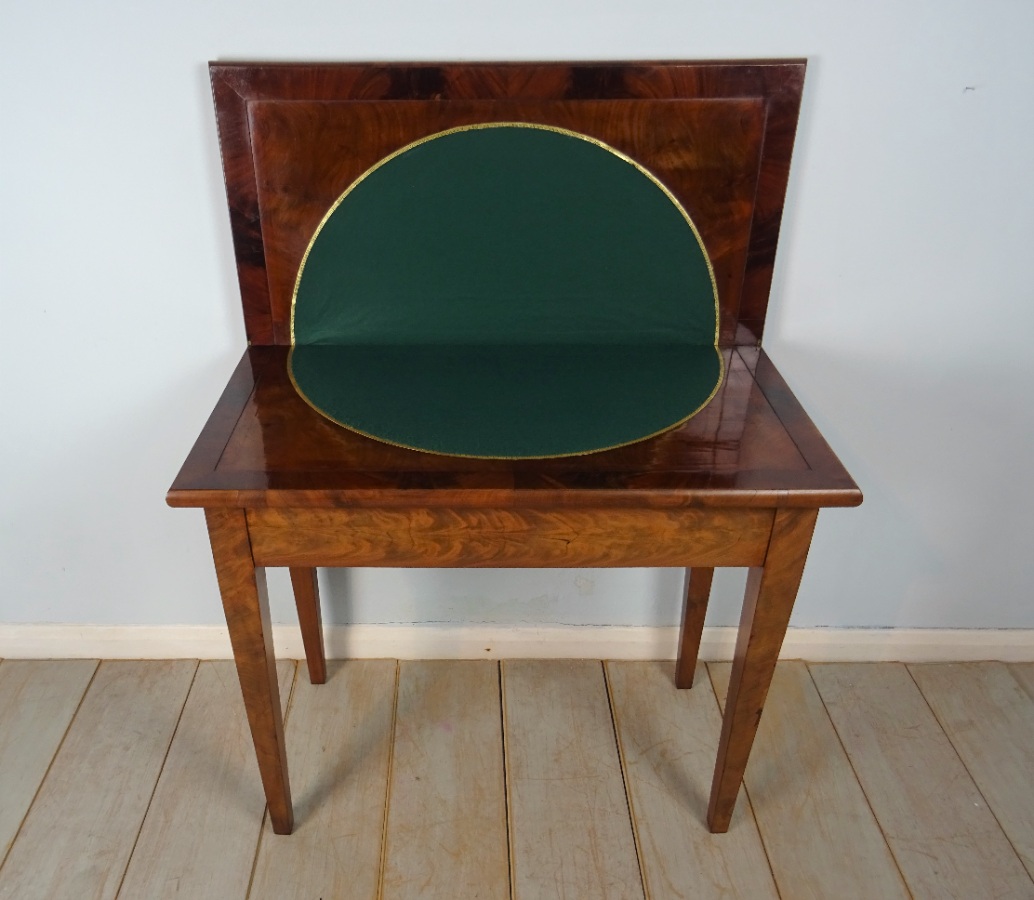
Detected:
[289,123,722,458]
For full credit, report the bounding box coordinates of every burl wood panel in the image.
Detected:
[246,507,774,569]
[211,61,805,346]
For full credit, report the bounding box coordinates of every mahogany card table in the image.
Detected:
[168,60,861,834]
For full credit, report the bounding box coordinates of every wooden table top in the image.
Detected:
[168,345,860,511]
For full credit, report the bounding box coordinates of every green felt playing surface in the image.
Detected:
[289,123,722,458]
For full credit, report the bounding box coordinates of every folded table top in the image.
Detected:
[170,61,860,508]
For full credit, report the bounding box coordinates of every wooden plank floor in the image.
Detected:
[0,659,1031,899]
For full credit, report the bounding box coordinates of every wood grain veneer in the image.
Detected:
[245,507,774,569]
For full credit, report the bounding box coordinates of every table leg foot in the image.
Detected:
[206,508,294,834]
[707,509,818,832]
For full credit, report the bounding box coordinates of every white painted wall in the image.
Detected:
[2,0,1032,631]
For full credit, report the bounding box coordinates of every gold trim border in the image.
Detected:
[287,120,725,460]
[289,121,721,349]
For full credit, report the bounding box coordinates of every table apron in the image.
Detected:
[245,507,775,568]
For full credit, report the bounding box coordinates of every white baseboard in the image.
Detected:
[0,624,1032,662]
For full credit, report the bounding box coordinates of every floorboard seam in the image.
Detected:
[246,660,299,900]
[498,661,516,900]
[806,663,914,899]
[0,658,101,878]
[374,660,401,900]
[244,808,270,898]
[905,663,1034,889]
[114,659,201,900]
[602,660,650,900]
[1008,664,1034,704]
[703,661,784,900]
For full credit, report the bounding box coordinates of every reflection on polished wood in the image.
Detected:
[169,60,861,838]
[170,345,856,510]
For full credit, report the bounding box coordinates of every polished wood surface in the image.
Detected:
[212,60,806,347]
[168,61,863,837]
[168,346,860,510]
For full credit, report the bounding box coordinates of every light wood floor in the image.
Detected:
[0,659,1032,899]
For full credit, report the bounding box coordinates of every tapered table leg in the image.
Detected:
[707,508,818,833]
[675,566,714,688]
[290,567,327,685]
[206,508,294,834]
